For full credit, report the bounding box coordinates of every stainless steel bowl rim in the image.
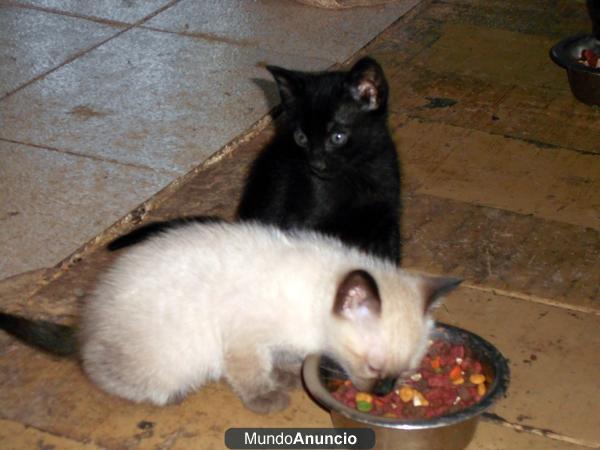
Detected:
[550,33,600,74]
[302,323,510,430]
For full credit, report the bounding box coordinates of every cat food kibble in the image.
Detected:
[330,339,491,420]
[579,49,600,68]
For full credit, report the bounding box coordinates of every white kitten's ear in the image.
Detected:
[266,65,303,110]
[347,57,388,112]
[333,270,381,321]
[420,276,463,312]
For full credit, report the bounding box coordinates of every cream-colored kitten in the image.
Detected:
[0,221,460,414]
[79,221,460,413]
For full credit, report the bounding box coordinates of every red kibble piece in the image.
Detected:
[581,49,599,67]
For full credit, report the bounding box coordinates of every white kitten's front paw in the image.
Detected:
[243,390,290,414]
[273,368,302,390]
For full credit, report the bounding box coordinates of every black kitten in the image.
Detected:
[238,57,402,264]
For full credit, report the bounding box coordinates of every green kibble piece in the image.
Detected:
[356,400,373,412]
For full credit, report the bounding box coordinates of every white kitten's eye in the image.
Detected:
[294,129,308,147]
[330,132,348,146]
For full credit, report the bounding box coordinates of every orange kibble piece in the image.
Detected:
[430,356,441,369]
[477,383,486,397]
[452,376,465,385]
[355,392,373,403]
[470,374,486,385]
[399,386,415,403]
[449,365,462,380]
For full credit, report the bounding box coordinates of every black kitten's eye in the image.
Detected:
[330,132,348,146]
[294,129,308,147]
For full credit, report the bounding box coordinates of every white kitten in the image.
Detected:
[78,221,460,413]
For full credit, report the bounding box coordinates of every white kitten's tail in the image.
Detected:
[0,312,77,357]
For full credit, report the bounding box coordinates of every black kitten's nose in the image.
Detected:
[372,377,396,396]
[310,158,327,173]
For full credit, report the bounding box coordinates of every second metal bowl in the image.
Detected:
[550,33,600,106]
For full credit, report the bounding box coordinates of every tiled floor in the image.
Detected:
[0,0,419,280]
[1,0,599,449]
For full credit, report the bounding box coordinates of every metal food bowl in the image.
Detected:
[302,323,510,450]
[550,34,600,106]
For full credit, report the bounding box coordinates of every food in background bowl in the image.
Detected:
[579,49,600,68]
[329,339,490,420]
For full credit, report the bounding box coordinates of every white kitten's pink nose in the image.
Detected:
[350,376,376,392]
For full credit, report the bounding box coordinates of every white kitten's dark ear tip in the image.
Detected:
[442,277,463,290]
[421,276,463,312]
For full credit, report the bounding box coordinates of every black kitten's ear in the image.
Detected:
[347,57,388,112]
[266,65,303,110]
[333,270,381,321]
[420,276,463,313]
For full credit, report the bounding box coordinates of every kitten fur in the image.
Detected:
[1,222,460,414]
[237,57,402,264]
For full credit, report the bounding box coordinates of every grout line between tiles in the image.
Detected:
[0,0,182,102]
[133,25,346,71]
[482,413,600,449]
[404,114,600,156]
[140,25,260,47]
[2,0,131,28]
[463,282,600,316]
[0,137,176,175]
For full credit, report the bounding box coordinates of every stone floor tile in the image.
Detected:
[0,27,330,175]
[428,0,588,39]
[414,24,565,90]
[0,5,118,97]
[14,0,172,24]
[0,140,172,280]
[391,117,600,230]
[144,0,421,62]
[402,193,599,312]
